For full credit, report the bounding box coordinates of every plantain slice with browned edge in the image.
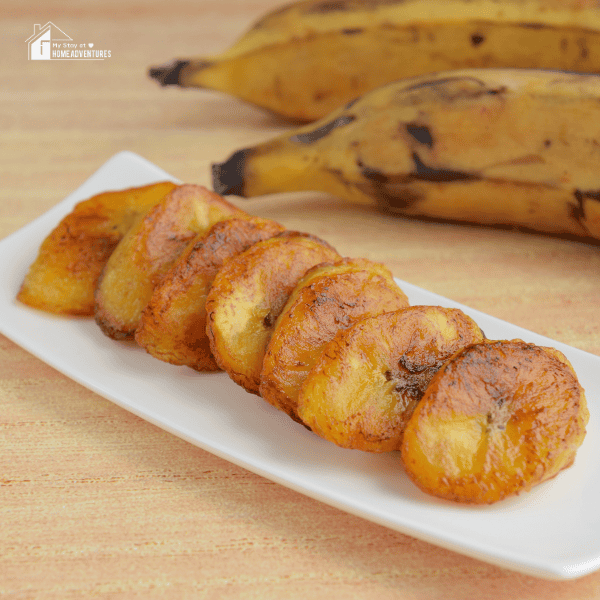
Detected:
[205,231,340,395]
[17,181,177,315]
[260,258,409,423]
[94,184,246,340]
[135,216,285,371]
[297,305,485,452]
[401,339,589,504]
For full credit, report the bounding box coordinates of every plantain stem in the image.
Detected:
[148,59,191,86]
[212,149,249,196]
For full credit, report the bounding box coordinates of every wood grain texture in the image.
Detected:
[2,0,600,597]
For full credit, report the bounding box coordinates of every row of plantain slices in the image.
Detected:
[18,182,589,505]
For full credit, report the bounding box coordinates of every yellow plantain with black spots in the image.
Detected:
[212,68,600,242]
[150,0,600,122]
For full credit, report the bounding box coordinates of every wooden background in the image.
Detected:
[2,0,600,597]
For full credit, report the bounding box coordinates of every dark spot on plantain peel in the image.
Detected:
[405,123,434,148]
[572,189,600,225]
[290,115,356,144]
[212,149,250,196]
[412,152,475,182]
[360,164,389,184]
[519,21,548,29]
[148,59,191,86]
[357,155,479,210]
[361,154,476,185]
[358,152,480,184]
[305,0,405,13]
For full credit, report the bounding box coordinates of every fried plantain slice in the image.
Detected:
[260,258,409,423]
[17,181,177,315]
[135,216,285,370]
[94,184,245,339]
[297,306,485,452]
[401,339,589,504]
[205,231,340,395]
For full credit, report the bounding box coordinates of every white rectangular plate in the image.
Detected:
[1,151,599,580]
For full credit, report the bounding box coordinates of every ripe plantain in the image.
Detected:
[297,305,485,452]
[401,339,589,504]
[205,231,340,395]
[135,216,285,371]
[260,258,409,423]
[94,184,245,340]
[17,181,177,315]
[149,0,600,122]
[213,68,600,242]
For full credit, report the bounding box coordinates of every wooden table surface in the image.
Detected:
[3,0,600,597]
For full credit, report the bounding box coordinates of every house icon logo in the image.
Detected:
[26,22,72,60]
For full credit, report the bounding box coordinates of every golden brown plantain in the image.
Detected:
[205,231,340,395]
[94,184,246,340]
[260,258,409,423]
[297,306,485,452]
[401,339,589,504]
[17,181,177,315]
[135,216,285,370]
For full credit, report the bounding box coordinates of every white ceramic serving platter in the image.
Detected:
[1,151,599,581]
